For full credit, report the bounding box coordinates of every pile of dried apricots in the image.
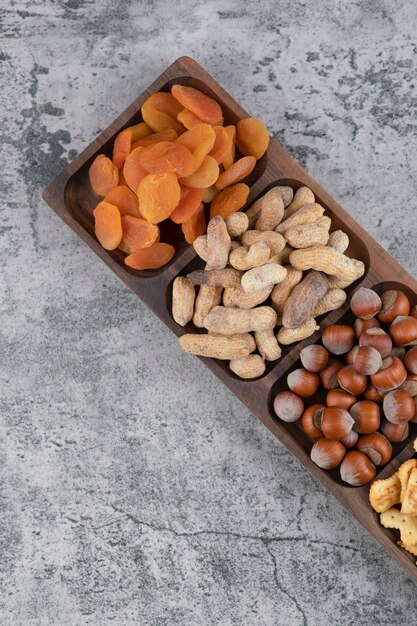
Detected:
[88,84,269,270]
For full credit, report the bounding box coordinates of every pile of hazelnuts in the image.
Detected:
[273,287,417,486]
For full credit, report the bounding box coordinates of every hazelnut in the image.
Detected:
[359,328,392,357]
[322,324,355,355]
[319,359,343,390]
[310,438,346,470]
[287,368,319,398]
[337,365,367,396]
[340,429,359,449]
[299,344,329,373]
[273,391,304,422]
[340,450,376,486]
[326,389,357,410]
[381,419,409,443]
[399,374,417,397]
[363,384,383,403]
[404,346,417,375]
[383,389,415,424]
[320,406,354,441]
[301,403,325,439]
[354,318,380,340]
[410,305,417,319]
[345,346,359,365]
[389,316,417,346]
[350,287,381,320]
[352,345,382,375]
[370,356,407,392]
[350,400,381,434]
[378,290,410,324]
[356,433,392,466]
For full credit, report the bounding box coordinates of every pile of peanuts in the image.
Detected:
[274,287,417,486]
[172,184,365,378]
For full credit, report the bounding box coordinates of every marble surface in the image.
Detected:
[2,0,417,624]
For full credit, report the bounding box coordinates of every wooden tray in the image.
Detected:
[42,56,417,581]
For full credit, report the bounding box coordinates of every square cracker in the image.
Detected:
[380,508,417,545]
[401,467,417,515]
[397,459,417,503]
[369,475,401,513]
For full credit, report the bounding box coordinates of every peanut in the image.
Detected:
[206,215,231,270]
[312,288,347,317]
[275,185,294,208]
[193,235,208,262]
[172,277,195,327]
[255,329,282,361]
[241,263,287,294]
[328,230,349,253]
[283,186,315,219]
[193,284,222,327]
[277,319,319,345]
[289,246,365,282]
[223,284,273,309]
[276,203,325,234]
[241,230,286,255]
[229,354,266,379]
[179,333,256,359]
[271,266,303,324]
[226,212,249,238]
[187,268,241,288]
[315,215,332,231]
[277,244,293,265]
[229,241,271,270]
[282,271,329,328]
[284,222,329,249]
[254,188,285,231]
[203,305,277,335]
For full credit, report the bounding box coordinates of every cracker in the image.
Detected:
[381,508,417,546]
[369,475,401,513]
[397,459,417,503]
[398,540,417,557]
[380,508,404,530]
[401,467,417,515]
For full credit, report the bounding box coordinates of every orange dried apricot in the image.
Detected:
[125,242,175,270]
[236,118,270,159]
[209,126,231,164]
[112,122,152,168]
[141,92,184,134]
[215,156,256,190]
[138,141,196,177]
[175,123,216,169]
[222,125,236,169]
[170,187,203,224]
[104,186,141,218]
[181,203,206,244]
[138,172,181,224]
[119,216,159,254]
[177,108,204,129]
[123,147,149,193]
[201,186,219,203]
[93,201,122,250]
[179,155,219,188]
[131,129,178,149]
[209,183,250,219]
[89,154,119,196]
[171,85,223,125]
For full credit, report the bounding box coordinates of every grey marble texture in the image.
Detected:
[1,0,417,624]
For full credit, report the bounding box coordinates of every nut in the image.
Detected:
[370,356,407,392]
[363,384,383,403]
[356,433,392,466]
[319,358,343,389]
[203,305,277,335]
[287,368,320,398]
[229,242,271,270]
[178,333,256,360]
[301,404,325,438]
[312,288,347,318]
[276,203,325,234]
[255,188,285,231]
[172,276,196,327]
[273,391,304,422]
[327,230,349,253]
[310,438,346,470]
[337,365,367,395]
[378,290,410,323]
[282,271,329,329]
[389,316,417,346]
[339,450,376,486]
[241,263,287,294]
[300,344,329,373]
[350,400,381,434]
[383,389,415,424]
[381,419,409,443]
[340,430,359,449]
[285,222,330,249]
[359,328,392,357]
[241,230,286,255]
[322,324,355,355]
[277,319,319,345]
[283,186,315,219]
[326,389,357,410]
[225,212,249,238]
[320,406,354,441]
[206,215,231,269]
[271,266,303,324]
[187,268,242,288]
[399,373,417,396]
[193,284,222,328]
[354,318,380,339]
[223,284,273,309]
[229,354,266,379]
[289,245,365,283]
[350,287,381,320]
[352,346,382,375]
[255,329,282,361]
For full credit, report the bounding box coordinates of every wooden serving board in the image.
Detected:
[43,56,417,581]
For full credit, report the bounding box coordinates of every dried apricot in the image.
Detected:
[201,186,219,203]
[138,172,181,224]
[215,156,256,190]
[123,147,149,193]
[104,186,141,218]
[138,141,196,177]
[177,108,204,129]
[175,123,216,169]
[89,154,119,196]
[119,216,159,254]
[170,187,203,224]
[236,118,270,159]
[112,122,152,168]
[209,183,250,220]
[209,126,231,164]
[179,155,219,188]
[125,242,175,270]
[222,125,236,169]
[181,204,206,244]
[131,129,178,149]
[93,201,122,250]
[141,92,184,134]
[171,85,223,125]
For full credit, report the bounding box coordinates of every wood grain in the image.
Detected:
[43,56,417,581]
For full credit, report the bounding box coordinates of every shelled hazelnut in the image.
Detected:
[272,286,417,487]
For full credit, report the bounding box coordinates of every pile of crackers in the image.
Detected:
[370,439,417,561]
